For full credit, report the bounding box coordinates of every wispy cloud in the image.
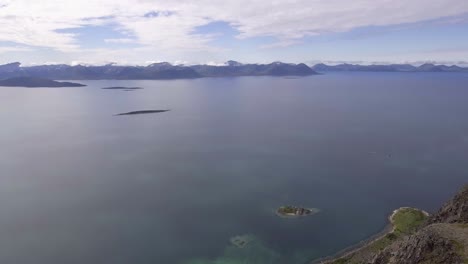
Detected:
[0,0,468,62]
[104,38,135,43]
[0,45,32,54]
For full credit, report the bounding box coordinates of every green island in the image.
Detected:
[323,207,429,264]
[276,206,320,218]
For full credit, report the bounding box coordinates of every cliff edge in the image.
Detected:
[324,185,468,264]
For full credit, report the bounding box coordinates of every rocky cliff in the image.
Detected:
[371,185,468,264]
[325,185,468,264]
[426,185,468,225]
[372,223,467,264]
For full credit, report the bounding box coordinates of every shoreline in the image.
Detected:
[311,207,429,264]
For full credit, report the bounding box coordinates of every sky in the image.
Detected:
[0,0,468,66]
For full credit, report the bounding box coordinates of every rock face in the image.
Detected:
[323,185,468,264]
[372,224,466,264]
[426,185,468,225]
[371,185,468,264]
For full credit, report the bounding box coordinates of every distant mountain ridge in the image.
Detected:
[1,61,466,81]
[0,61,317,80]
[311,63,468,72]
[191,61,316,77]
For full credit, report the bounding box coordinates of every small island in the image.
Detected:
[0,77,86,87]
[276,206,320,218]
[115,110,170,116]
[102,86,143,91]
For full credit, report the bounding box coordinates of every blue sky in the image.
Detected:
[0,0,468,65]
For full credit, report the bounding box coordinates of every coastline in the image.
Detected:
[311,207,429,264]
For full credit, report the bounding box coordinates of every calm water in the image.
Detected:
[0,72,467,264]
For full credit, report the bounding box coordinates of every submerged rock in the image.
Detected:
[230,235,254,248]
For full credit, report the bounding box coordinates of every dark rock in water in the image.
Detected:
[0,77,85,87]
[102,86,143,90]
[115,110,169,116]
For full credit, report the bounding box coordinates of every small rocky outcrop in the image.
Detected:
[115,110,169,116]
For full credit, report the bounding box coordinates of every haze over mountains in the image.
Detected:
[0,61,467,81]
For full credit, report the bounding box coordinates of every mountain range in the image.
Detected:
[312,63,468,72]
[0,61,317,80]
[0,61,467,81]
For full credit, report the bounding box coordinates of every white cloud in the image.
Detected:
[0,0,468,60]
[260,40,303,49]
[0,45,31,53]
[104,38,136,43]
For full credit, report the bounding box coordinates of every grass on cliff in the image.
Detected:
[331,208,428,264]
[392,208,428,235]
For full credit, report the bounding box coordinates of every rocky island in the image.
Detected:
[316,184,468,264]
[102,87,143,90]
[0,77,86,87]
[115,110,170,116]
[276,206,320,218]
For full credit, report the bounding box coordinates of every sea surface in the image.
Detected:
[0,72,467,264]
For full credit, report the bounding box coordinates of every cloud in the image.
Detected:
[0,0,468,58]
[260,40,303,49]
[0,45,31,54]
[104,38,136,43]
